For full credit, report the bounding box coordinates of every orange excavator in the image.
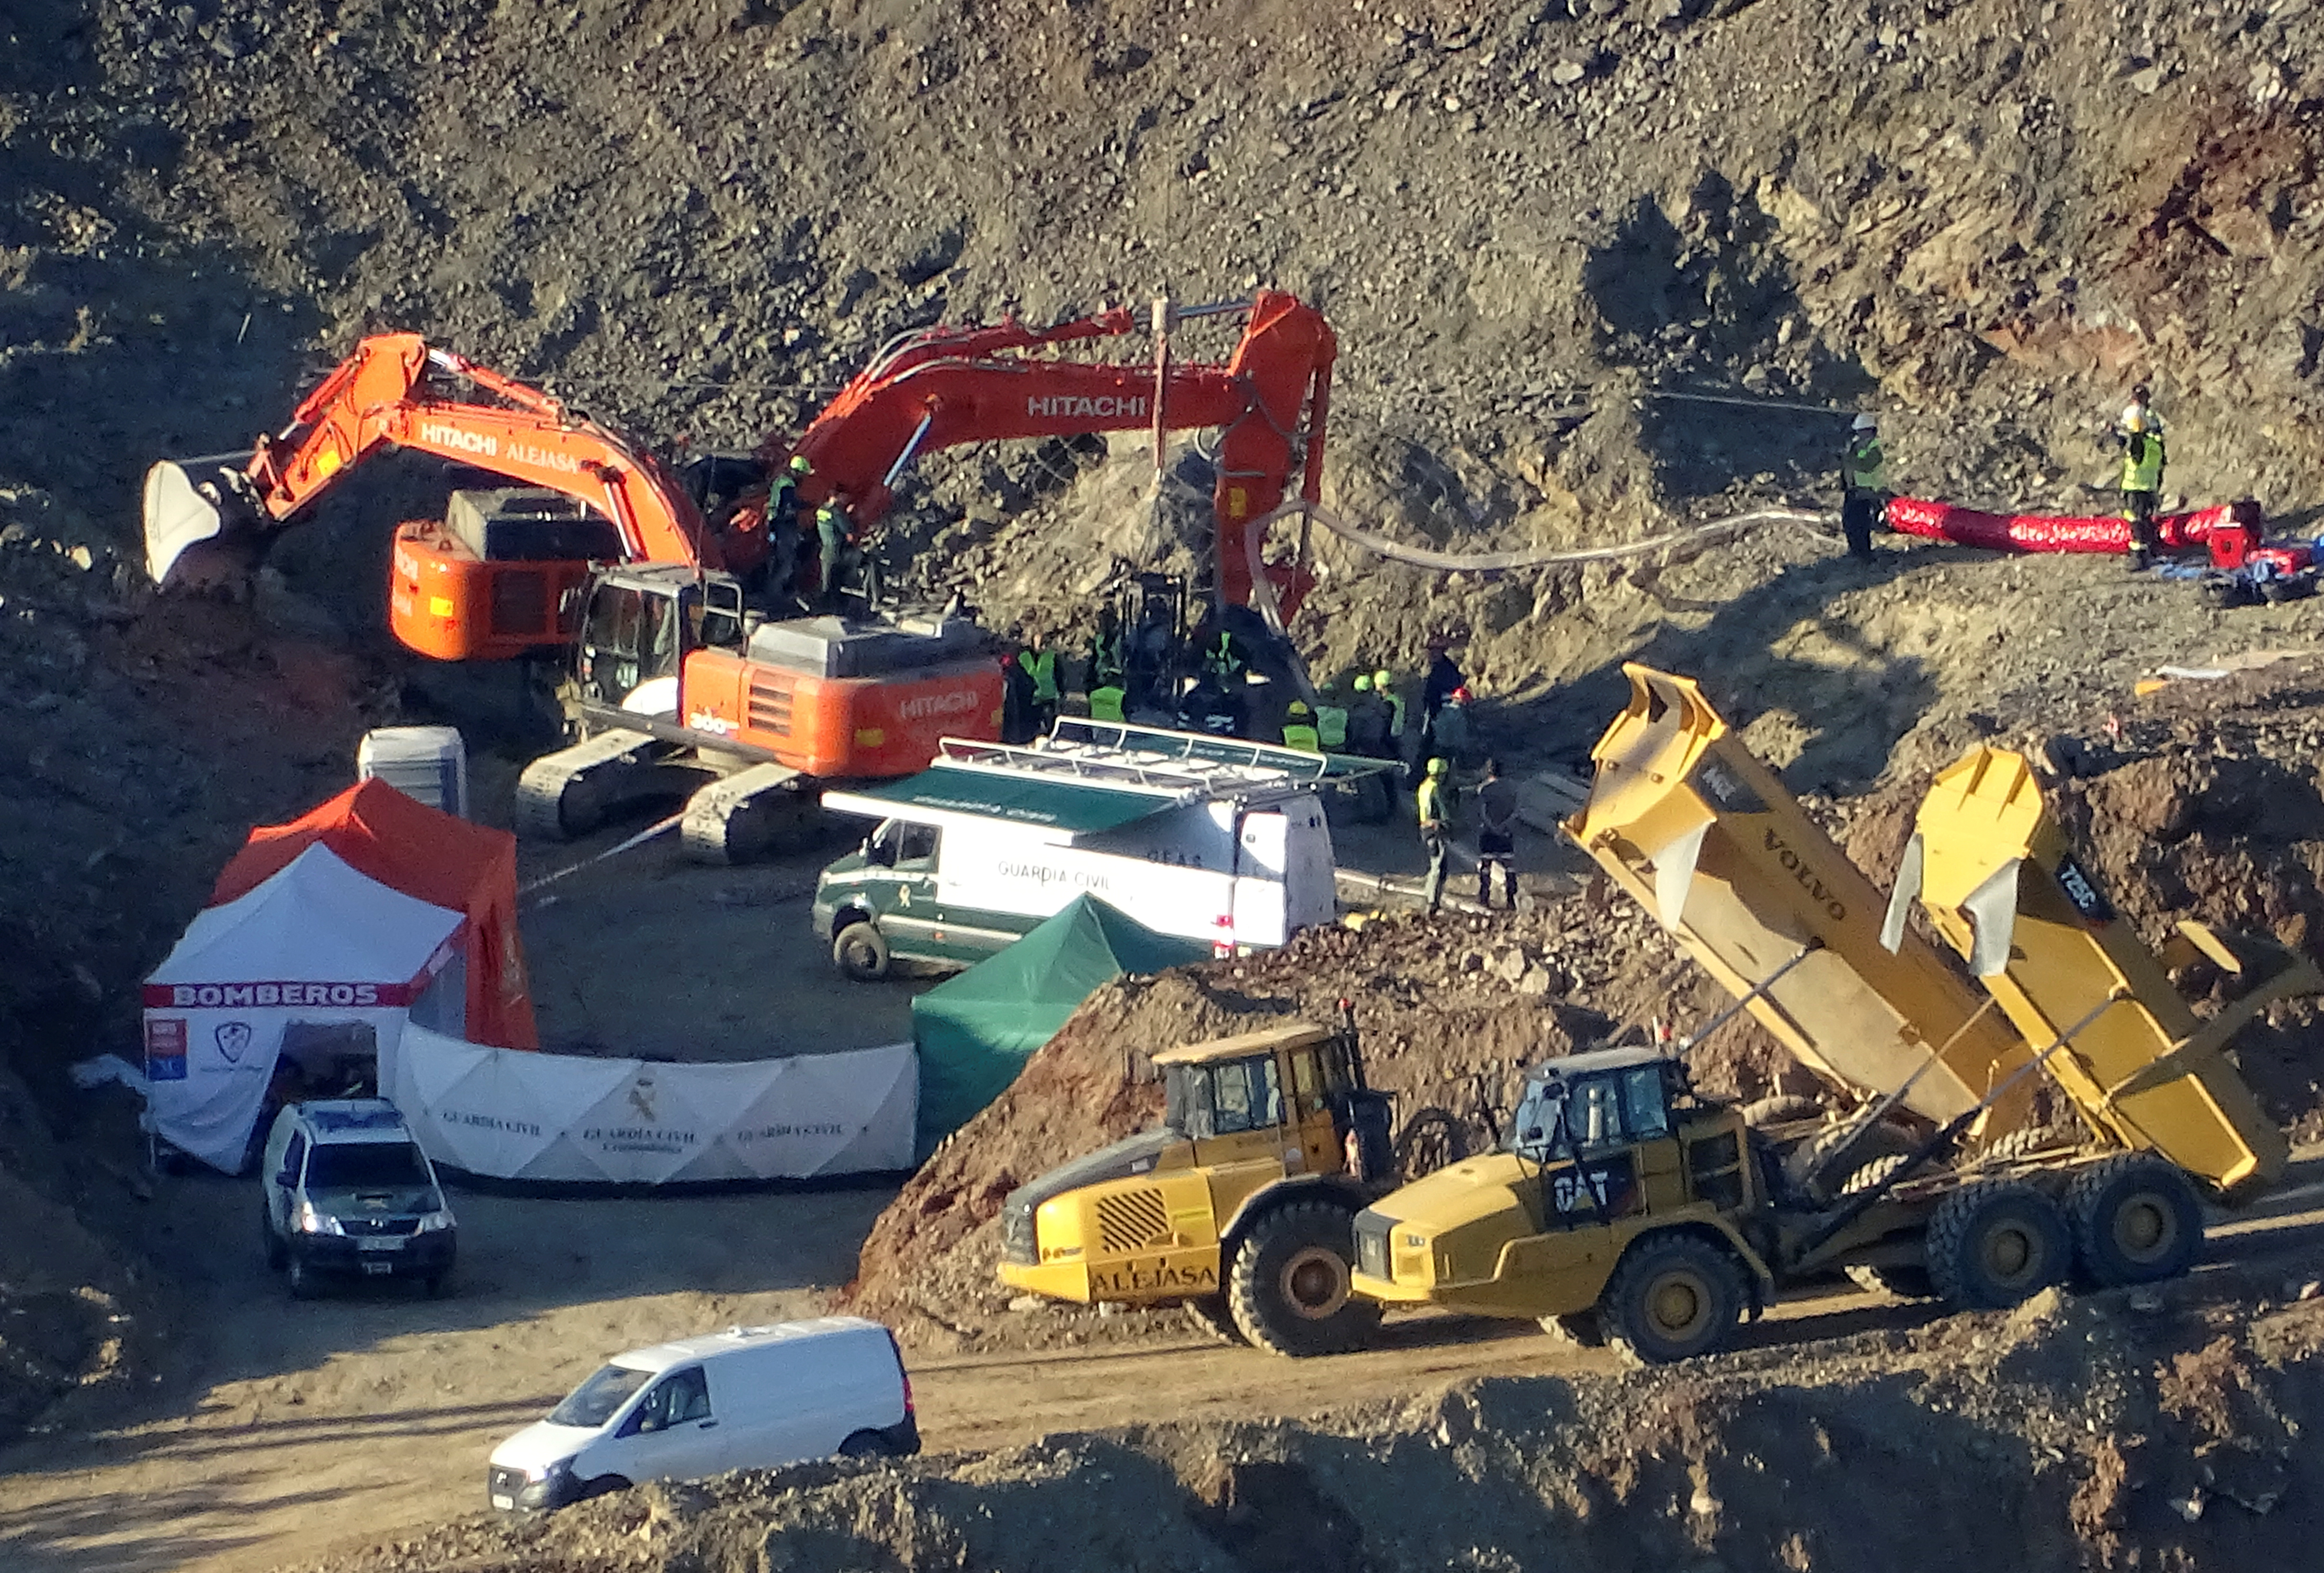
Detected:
[143,333,769,662]
[143,292,1337,861]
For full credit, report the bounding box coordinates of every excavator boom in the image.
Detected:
[146,331,717,581]
[778,290,1336,616]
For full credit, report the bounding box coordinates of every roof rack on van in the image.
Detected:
[938,719,1341,797]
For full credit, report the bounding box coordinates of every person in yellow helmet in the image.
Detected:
[2113,384,2167,572]
[1373,667,1406,753]
[1416,755,1452,912]
[1281,699,1321,753]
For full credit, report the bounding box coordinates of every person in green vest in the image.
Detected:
[1841,414,1887,560]
[2113,387,2167,572]
[1373,667,1406,752]
[815,498,851,611]
[1088,679,1127,723]
[1315,695,1349,751]
[1281,699,1321,752]
[1022,634,1061,730]
[1417,756,1452,913]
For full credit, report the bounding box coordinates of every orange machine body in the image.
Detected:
[389,520,600,662]
[680,649,1003,778]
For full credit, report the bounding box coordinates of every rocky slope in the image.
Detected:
[5,0,2324,1448]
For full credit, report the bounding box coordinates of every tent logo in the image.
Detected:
[628,1082,658,1122]
[214,1021,254,1064]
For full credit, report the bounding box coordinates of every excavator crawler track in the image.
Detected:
[679,762,815,866]
[514,728,673,843]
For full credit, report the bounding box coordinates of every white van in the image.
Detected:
[486,1318,919,1512]
[815,720,1360,979]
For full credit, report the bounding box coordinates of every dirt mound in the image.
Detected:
[311,1272,2324,1573]
[845,894,1811,1348]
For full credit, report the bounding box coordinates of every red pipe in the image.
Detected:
[1885,496,2277,570]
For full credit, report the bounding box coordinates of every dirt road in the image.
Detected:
[9,1151,2324,1573]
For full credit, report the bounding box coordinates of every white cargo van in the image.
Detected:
[813,719,1371,980]
[487,1318,918,1511]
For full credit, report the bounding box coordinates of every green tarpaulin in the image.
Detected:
[911,894,1211,1151]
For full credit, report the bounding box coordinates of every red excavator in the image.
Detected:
[144,292,1337,861]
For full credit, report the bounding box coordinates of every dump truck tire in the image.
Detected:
[1600,1232,1747,1365]
[1739,1094,1820,1127]
[1983,1124,2078,1163]
[1539,1311,1607,1347]
[1185,1293,1247,1345]
[1227,1199,1381,1357]
[1784,1119,1911,1200]
[1393,1106,1468,1181]
[832,921,891,982]
[1925,1180,2070,1310]
[2065,1153,2203,1288]
[1838,1154,1938,1299]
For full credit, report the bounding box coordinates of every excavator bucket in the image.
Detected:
[142,454,254,584]
[1905,746,2302,1197]
[1566,665,2037,1129]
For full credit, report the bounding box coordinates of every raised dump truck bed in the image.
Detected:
[1565,664,2036,1132]
[1893,745,2305,1199]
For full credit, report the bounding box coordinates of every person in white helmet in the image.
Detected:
[2110,383,2168,571]
[1840,414,1888,559]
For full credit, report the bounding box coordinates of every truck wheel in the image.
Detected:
[1392,1106,1468,1181]
[1738,1094,1820,1127]
[1783,1120,1911,1201]
[1599,1233,1747,1365]
[832,921,891,982]
[1539,1311,1607,1347]
[1227,1200,1382,1357]
[1983,1125,2078,1163]
[2064,1154,2202,1288]
[1838,1155,1937,1299]
[1925,1180,2071,1310]
[838,1429,897,1459]
[261,1203,286,1270]
[1185,1293,1247,1345]
[287,1254,319,1300]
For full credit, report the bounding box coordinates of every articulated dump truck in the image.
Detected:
[1348,665,2313,1364]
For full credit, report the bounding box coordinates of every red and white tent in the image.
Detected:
[141,840,470,1173]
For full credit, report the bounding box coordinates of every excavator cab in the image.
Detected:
[571,566,747,715]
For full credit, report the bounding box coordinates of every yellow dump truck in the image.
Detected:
[1347,674,2312,1364]
[997,1019,1404,1356]
[1564,665,2039,1158]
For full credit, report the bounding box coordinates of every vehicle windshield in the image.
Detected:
[1507,1074,1569,1160]
[305,1141,431,1190]
[548,1363,654,1428]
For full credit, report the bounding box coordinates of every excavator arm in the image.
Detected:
[144,332,724,584]
[770,291,1335,616]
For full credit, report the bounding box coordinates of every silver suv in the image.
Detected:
[260,1100,458,1298]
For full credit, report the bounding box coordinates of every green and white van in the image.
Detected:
[811,721,1364,980]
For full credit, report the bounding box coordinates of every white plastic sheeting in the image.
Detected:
[388,1026,919,1183]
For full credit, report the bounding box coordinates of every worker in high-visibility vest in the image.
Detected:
[2113,387,2167,572]
[1088,682,1127,723]
[1281,699,1322,752]
[1315,698,1349,751]
[1023,636,1061,730]
[1372,668,1406,752]
[1841,414,1887,560]
[1416,756,1452,913]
